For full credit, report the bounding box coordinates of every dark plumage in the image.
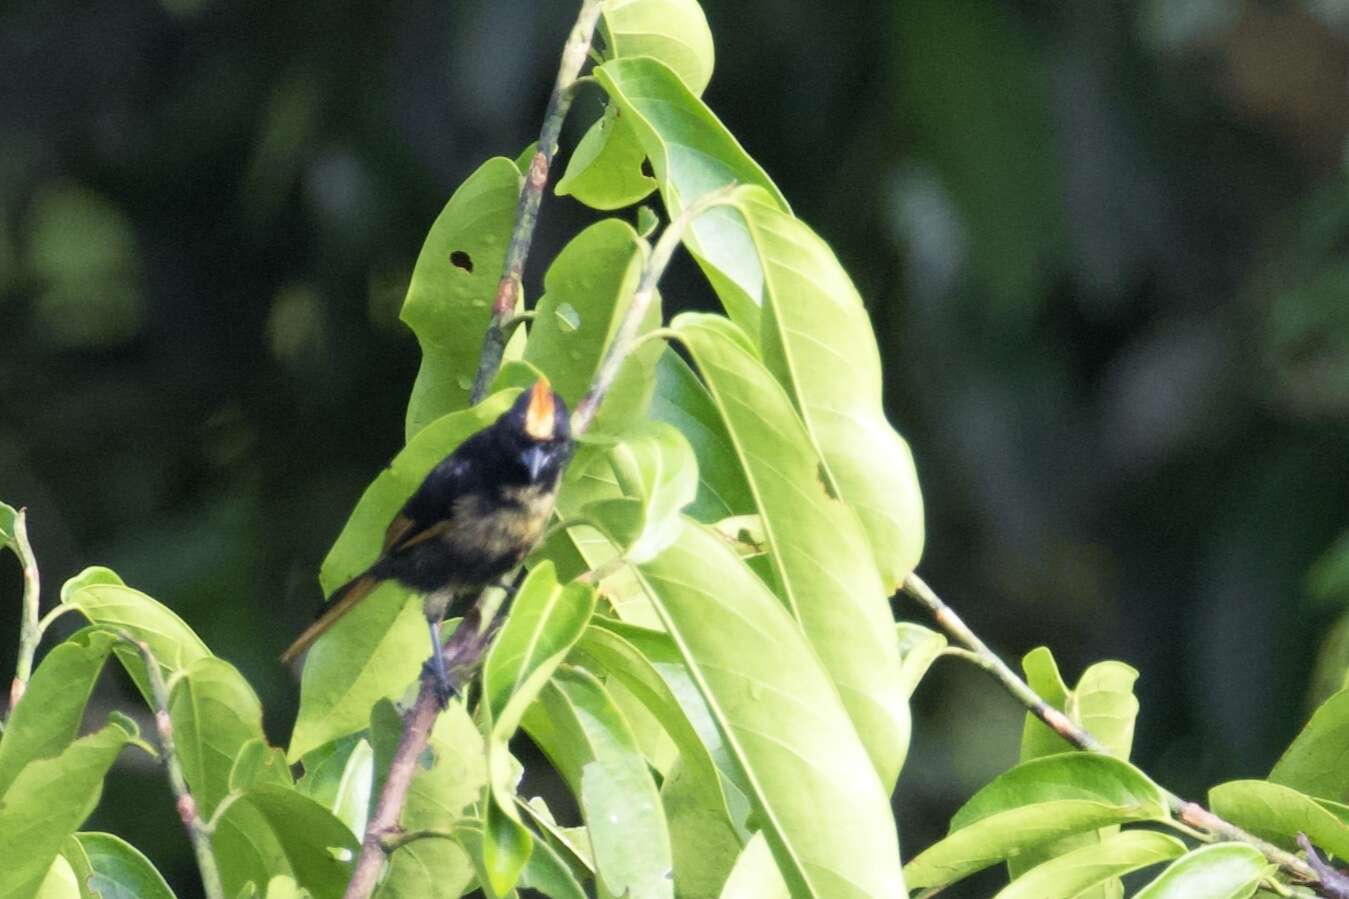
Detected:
[281,379,572,669]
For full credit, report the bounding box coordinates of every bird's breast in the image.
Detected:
[448,483,556,561]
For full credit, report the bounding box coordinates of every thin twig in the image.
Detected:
[468,0,605,405]
[900,572,1320,885]
[117,633,225,899]
[8,508,42,716]
[571,182,739,433]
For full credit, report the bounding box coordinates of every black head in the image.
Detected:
[496,378,572,484]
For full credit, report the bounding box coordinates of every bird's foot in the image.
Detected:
[421,655,459,709]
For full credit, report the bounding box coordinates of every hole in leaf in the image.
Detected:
[449,250,473,272]
[640,158,654,178]
[554,302,581,332]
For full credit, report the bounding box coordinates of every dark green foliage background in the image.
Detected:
[2,0,1347,895]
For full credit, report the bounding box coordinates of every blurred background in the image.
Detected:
[2,0,1348,895]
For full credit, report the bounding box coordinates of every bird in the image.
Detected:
[280,378,573,698]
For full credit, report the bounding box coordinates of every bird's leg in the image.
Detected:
[423,617,457,709]
[494,568,528,612]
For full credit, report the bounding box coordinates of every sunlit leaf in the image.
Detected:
[170,657,268,819]
[402,158,522,437]
[556,105,658,211]
[32,855,79,899]
[1270,687,1349,802]
[994,830,1183,899]
[1132,844,1267,899]
[905,753,1170,890]
[1210,779,1349,860]
[70,832,178,899]
[0,723,134,899]
[717,832,789,899]
[671,312,909,787]
[525,667,673,899]
[455,820,587,899]
[212,785,357,899]
[229,739,294,793]
[895,623,946,699]
[581,422,698,563]
[636,520,906,899]
[480,795,532,898]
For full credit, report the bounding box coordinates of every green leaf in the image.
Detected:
[370,699,482,899]
[401,157,523,437]
[557,104,658,211]
[481,795,532,898]
[1210,780,1349,860]
[32,856,80,899]
[718,833,789,899]
[601,0,715,93]
[292,392,515,760]
[581,422,698,563]
[671,312,909,788]
[524,667,673,899]
[636,520,906,899]
[593,57,788,334]
[895,623,946,699]
[229,739,295,793]
[1270,687,1349,802]
[993,830,1184,899]
[212,785,357,899]
[1132,844,1268,899]
[0,501,16,545]
[732,187,924,588]
[170,657,268,819]
[904,753,1171,890]
[0,628,116,796]
[0,723,134,899]
[62,573,211,688]
[455,819,588,899]
[649,349,755,523]
[520,218,662,434]
[71,832,178,899]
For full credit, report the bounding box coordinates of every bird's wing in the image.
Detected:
[383,453,478,555]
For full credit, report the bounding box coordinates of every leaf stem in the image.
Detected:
[378,828,458,852]
[7,508,42,717]
[900,572,1320,886]
[115,632,225,899]
[468,0,606,406]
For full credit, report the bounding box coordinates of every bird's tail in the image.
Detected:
[279,574,380,664]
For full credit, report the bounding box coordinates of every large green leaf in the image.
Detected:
[636,520,905,899]
[291,392,516,759]
[1010,649,1141,895]
[212,785,357,899]
[671,312,909,787]
[593,57,788,334]
[0,628,116,796]
[557,0,714,209]
[0,723,134,899]
[370,699,482,899]
[993,830,1184,899]
[730,186,924,588]
[519,218,661,435]
[718,833,789,899]
[525,667,672,899]
[1270,687,1349,802]
[904,754,1170,890]
[68,832,177,899]
[1132,844,1267,899]
[1210,779,1349,859]
[401,157,522,438]
[649,349,755,523]
[170,656,267,820]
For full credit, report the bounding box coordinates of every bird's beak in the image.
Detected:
[523,445,549,481]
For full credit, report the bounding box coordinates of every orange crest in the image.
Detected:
[524,378,556,440]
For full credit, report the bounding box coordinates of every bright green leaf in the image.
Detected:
[718,832,789,899]
[581,422,698,562]
[993,830,1184,899]
[557,105,658,210]
[905,753,1170,890]
[455,820,587,899]
[1210,779,1349,860]
[72,832,177,899]
[601,0,715,93]
[594,57,788,334]
[481,795,532,898]
[170,657,267,819]
[212,785,357,899]
[524,667,672,899]
[32,856,79,899]
[1270,687,1349,802]
[636,520,906,899]
[402,157,522,437]
[1132,844,1267,899]
[229,739,294,793]
[895,623,946,699]
[0,628,116,796]
[0,723,133,899]
[672,312,909,788]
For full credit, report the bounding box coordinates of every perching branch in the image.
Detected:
[900,572,1320,887]
[117,633,225,899]
[7,508,42,717]
[468,0,605,405]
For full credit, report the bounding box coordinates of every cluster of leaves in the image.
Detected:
[3,1,1348,898]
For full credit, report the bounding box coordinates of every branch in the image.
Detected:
[468,0,605,405]
[118,634,225,899]
[1299,834,1349,899]
[7,508,41,716]
[900,572,1320,886]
